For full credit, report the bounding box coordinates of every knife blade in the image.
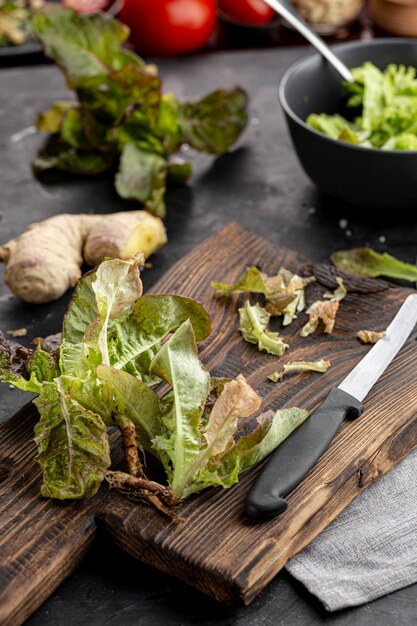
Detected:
[245,293,417,519]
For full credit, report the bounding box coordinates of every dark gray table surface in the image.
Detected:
[1,47,417,625]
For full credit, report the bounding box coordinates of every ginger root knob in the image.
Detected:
[0,211,166,304]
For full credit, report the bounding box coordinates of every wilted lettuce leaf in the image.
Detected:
[34,379,110,499]
[210,406,309,486]
[239,303,289,356]
[331,248,417,281]
[115,143,168,217]
[178,87,248,154]
[0,332,42,392]
[268,359,331,383]
[357,329,385,344]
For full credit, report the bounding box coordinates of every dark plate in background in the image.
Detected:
[0,0,123,61]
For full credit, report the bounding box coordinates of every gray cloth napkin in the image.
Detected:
[286,448,417,611]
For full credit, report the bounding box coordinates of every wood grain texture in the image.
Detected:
[1,223,417,624]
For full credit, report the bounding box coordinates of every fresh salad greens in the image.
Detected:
[308,62,417,150]
[0,256,308,511]
[31,6,248,218]
[331,248,417,282]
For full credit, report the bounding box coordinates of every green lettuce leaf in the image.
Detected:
[96,364,161,450]
[178,87,248,154]
[115,143,168,217]
[60,256,143,377]
[331,248,417,281]
[32,6,145,86]
[107,294,211,380]
[150,320,211,495]
[239,303,289,356]
[34,379,111,499]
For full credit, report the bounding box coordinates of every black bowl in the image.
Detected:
[279,39,417,210]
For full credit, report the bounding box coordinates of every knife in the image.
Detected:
[245,293,417,519]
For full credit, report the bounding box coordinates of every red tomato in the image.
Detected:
[63,0,109,13]
[218,0,274,25]
[120,0,217,57]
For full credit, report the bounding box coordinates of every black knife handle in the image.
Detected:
[245,388,364,519]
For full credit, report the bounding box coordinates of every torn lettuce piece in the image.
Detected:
[211,266,273,298]
[211,265,314,323]
[266,269,315,323]
[268,359,331,383]
[34,379,111,500]
[301,278,346,337]
[331,248,417,282]
[357,330,385,344]
[239,302,289,356]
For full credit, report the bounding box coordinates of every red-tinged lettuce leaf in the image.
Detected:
[107,294,211,382]
[0,332,57,392]
[76,66,161,126]
[115,143,168,217]
[331,248,417,282]
[33,137,115,175]
[207,407,309,487]
[178,87,248,154]
[60,257,144,377]
[34,379,110,499]
[32,6,145,86]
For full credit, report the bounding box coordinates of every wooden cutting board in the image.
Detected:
[2,223,417,625]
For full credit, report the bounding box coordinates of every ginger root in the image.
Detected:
[0,211,166,304]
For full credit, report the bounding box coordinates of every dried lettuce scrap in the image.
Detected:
[357,330,385,344]
[301,278,346,337]
[211,265,315,324]
[268,359,331,383]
